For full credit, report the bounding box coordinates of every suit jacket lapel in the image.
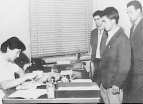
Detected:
[130,18,143,41]
[129,26,134,41]
[104,29,121,54]
[100,30,107,58]
[93,29,98,51]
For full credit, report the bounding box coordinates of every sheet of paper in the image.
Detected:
[71,79,92,82]
[8,89,46,99]
[60,70,73,75]
[56,60,71,65]
[58,85,100,90]
[16,81,43,90]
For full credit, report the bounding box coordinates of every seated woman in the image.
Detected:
[0,37,36,104]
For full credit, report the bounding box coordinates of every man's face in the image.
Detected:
[93,15,103,27]
[127,5,140,21]
[7,48,21,62]
[102,15,114,32]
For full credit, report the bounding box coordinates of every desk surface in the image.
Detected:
[3,84,100,104]
[3,95,100,104]
[3,63,100,104]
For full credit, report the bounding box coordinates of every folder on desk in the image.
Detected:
[55,82,100,98]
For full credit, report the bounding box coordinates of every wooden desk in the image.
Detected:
[3,94,100,104]
[3,62,100,104]
[3,83,101,104]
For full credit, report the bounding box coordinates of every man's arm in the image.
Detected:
[112,35,131,88]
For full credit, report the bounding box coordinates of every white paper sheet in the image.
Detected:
[58,85,100,90]
[8,89,46,99]
[60,70,73,75]
[71,79,92,82]
[16,81,43,90]
[56,60,71,65]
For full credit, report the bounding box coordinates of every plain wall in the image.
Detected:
[0,0,30,68]
[93,0,143,38]
[0,0,142,68]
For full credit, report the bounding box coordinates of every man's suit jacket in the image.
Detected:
[100,28,131,89]
[130,18,143,74]
[90,28,107,60]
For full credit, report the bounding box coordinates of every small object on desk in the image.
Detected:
[46,82,55,99]
[60,76,70,83]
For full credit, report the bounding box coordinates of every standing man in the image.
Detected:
[90,10,107,85]
[100,7,131,104]
[127,0,143,103]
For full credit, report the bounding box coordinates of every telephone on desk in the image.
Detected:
[25,58,89,79]
[25,58,48,73]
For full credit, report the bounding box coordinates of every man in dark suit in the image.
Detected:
[126,0,143,103]
[100,7,131,104]
[90,10,107,84]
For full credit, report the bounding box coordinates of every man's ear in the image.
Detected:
[137,8,141,14]
[111,19,116,24]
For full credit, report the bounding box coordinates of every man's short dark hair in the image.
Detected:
[93,10,103,18]
[1,37,26,53]
[127,0,142,12]
[102,7,119,24]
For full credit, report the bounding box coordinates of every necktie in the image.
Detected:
[106,32,108,38]
[133,24,136,32]
[99,28,103,34]
[105,31,109,45]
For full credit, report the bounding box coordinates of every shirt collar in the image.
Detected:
[134,17,142,26]
[108,26,120,38]
[98,27,104,35]
[98,26,104,30]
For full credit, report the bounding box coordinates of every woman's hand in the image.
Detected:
[24,73,37,80]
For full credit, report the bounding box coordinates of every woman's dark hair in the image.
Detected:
[1,37,26,53]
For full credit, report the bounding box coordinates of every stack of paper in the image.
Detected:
[8,89,46,99]
[16,81,42,90]
[60,70,73,75]
[71,79,92,82]
[58,85,100,90]
[56,60,71,65]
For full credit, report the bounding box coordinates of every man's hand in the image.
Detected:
[112,85,120,95]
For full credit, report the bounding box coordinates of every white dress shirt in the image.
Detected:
[96,28,104,58]
[0,53,20,104]
[106,27,120,45]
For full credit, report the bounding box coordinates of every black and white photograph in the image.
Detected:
[0,0,142,104]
